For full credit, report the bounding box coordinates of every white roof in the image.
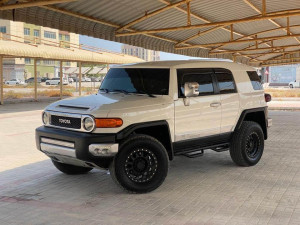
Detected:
[118,60,256,71]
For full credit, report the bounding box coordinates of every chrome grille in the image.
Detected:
[44,111,93,132]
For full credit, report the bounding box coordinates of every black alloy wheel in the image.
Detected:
[124,148,158,183]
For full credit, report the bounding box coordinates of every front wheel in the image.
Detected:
[230,121,264,166]
[109,135,169,193]
[290,84,294,88]
[52,160,93,175]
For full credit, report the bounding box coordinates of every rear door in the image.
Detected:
[214,68,239,134]
[174,68,221,142]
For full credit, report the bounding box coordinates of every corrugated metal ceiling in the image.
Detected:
[0,0,300,66]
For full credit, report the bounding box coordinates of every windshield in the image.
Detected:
[100,68,170,95]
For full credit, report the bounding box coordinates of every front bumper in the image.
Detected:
[36,126,118,168]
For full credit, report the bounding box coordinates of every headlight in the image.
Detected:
[42,111,49,125]
[83,116,95,132]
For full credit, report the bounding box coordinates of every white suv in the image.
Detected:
[36,60,272,193]
[45,78,68,85]
[289,80,300,88]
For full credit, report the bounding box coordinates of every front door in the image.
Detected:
[174,68,221,142]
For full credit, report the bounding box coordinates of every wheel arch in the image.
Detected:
[116,121,174,160]
[235,107,268,140]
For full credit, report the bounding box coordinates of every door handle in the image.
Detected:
[210,102,221,107]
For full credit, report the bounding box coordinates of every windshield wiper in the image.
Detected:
[133,90,156,98]
[111,89,129,94]
[99,88,109,93]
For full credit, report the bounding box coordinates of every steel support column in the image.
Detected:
[60,61,63,99]
[0,56,3,105]
[79,62,82,96]
[34,59,37,101]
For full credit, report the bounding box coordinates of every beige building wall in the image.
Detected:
[41,26,59,44]
[0,19,25,64]
[121,44,160,61]
[0,18,80,80]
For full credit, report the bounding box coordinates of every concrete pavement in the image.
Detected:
[0,102,299,225]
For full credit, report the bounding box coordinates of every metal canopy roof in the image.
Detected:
[0,34,144,64]
[1,0,300,67]
[0,39,144,64]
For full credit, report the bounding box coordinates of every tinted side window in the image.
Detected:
[177,69,214,97]
[215,69,236,94]
[247,71,263,90]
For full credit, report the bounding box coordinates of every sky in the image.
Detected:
[80,35,200,60]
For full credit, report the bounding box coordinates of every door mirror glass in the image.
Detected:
[184,82,199,97]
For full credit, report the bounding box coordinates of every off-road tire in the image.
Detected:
[52,160,93,175]
[109,135,169,193]
[230,121,264,166]
[290,84,294,88]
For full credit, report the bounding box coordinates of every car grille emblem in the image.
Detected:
[59,118,71,124]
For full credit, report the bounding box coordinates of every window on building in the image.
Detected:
[44,31,56,39]
[215,68,237,94]
[247,71,263,90]
[25,58,31,64]
[43,60,55,65]
[0,26,6,33]
[24,28,30,36]
[65,62,71,66]
[59,34,62,40]
[33,29,40,37]
[65,35,70,41]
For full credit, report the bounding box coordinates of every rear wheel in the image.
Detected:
[46,82,50,85]
[230,121,264,166]
[109,135,169,193]
[52,160,93,175]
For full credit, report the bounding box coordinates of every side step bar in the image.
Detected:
[175,143,230,158]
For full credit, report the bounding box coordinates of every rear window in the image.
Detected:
[247,71,263,90]
[214,68,236,94]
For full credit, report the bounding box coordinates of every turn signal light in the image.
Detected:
[95,118,123,128]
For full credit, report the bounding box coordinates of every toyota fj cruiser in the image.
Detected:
[36,60,272,193]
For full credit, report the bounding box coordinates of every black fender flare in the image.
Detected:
[116,120,174,160]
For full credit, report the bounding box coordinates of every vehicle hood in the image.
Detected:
[45,93,173,116]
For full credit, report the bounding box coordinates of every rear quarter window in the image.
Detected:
[247,71,263,90]
[214,68,237,94]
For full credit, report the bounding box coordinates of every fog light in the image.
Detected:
[89,144,119,156]
[83,116,95,132]
[42,111,49,125]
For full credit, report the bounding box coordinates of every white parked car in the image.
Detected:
[68,78,74,84]
[5,79,24,85]
[45,78,68,85]
[82,77,91,82]
[289,80,300,88]
[36,60,272,193]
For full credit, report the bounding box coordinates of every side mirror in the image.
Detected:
[184,82,199,97]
